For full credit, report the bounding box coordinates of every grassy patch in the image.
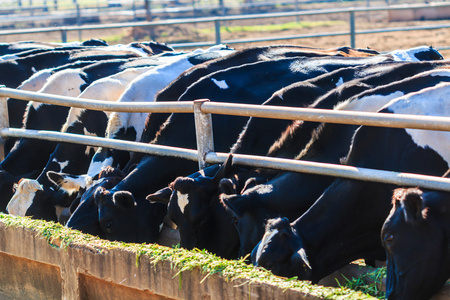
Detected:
[337,266,386,299]
[0,213,379,300]
[199,20,345,35]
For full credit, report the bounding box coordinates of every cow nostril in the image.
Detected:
[264,262,274,270]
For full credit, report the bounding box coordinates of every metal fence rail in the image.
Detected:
[1,3,450,49]
[0,87,449,192]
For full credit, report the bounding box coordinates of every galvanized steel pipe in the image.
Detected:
[1,128,449,192]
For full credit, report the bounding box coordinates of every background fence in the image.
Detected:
[0,2,450,51]
[0,86,449,192]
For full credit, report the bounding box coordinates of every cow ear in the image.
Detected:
[291,248,312,275]
[241,177,259,193]
[113,191,136,210]
[47,171,64,186]
[402,188,424,223]
[94,186,109,205]
[172,177,194,194]
[213,154,233,184]
[220,194,246,218]
[47,171,91,194]
[146,187,172,205]
[218,178,237,195]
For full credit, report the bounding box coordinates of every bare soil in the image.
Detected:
[2,2,450,57]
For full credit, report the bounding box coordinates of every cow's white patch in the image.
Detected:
[53,159,69,172]
[97,44,148,57]
[177,191,189,214]
[388,46,430,62]
[211,78,229,89]
[18,69,53,92]
[0,54,19,61]
[53,173,93,194]
[335,77,344,87]
[384,82,450,166]
[339,91,405,113]
[255,229,279,264]
[7,179,43,217]
[32,69,85,109]
[87,156,114,177]
[256,184,273,195]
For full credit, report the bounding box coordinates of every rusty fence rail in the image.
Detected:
[0,86,449,192]
[1,3,450,49]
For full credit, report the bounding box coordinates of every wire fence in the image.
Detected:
[0,86,449,192]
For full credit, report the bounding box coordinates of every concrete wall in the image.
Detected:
[0,216,448,300]
[0,218,353,300]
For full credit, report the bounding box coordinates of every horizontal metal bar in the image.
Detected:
[356,23,450,35]
[2,128,448,192]
[1,87,449,131]
[222,30,350,45]
[204,152,450,192]
[1,3,450,36]
[0,128,200,161]
[200,102,450,131]
[0,87,194,113]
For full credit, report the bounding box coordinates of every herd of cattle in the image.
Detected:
[0,39,448,299]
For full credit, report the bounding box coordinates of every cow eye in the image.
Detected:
[231,216,238,226]
[385,235,394,245]
[103,221,113,233]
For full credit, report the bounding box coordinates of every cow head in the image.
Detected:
[96,188,167,243]
[382,187,450,300]
[220,180,279,257]
[66,167,125,238]
[0,169,40,212]
[7,177,75,223]
[147,155,240,258]
[251,217,312,279]
[220,192,263,257]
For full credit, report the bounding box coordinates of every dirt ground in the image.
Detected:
[2,2,450,57]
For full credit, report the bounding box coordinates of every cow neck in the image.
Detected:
[111,155,198,198]
[294,179,390,281]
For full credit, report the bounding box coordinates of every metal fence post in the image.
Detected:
[76,3,82,41]
[60,28,67,43]
[214,19,221,45]
[193,99,214,170]
[349,9,355,48]
[0,86,9,161]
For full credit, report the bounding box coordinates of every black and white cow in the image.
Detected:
[56,166,126,228]
[252,82,450,283]
[166,61,450,258]
[0,54,171,211]
[6,63,161,220]
[381,186,450,300]
[221,66,450,257]
[0,39,109,57]
[9,46,235,222]
[3,41,171,131]
[86,45,234,177]
[66,53,401,243]
[155,61,408,258]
